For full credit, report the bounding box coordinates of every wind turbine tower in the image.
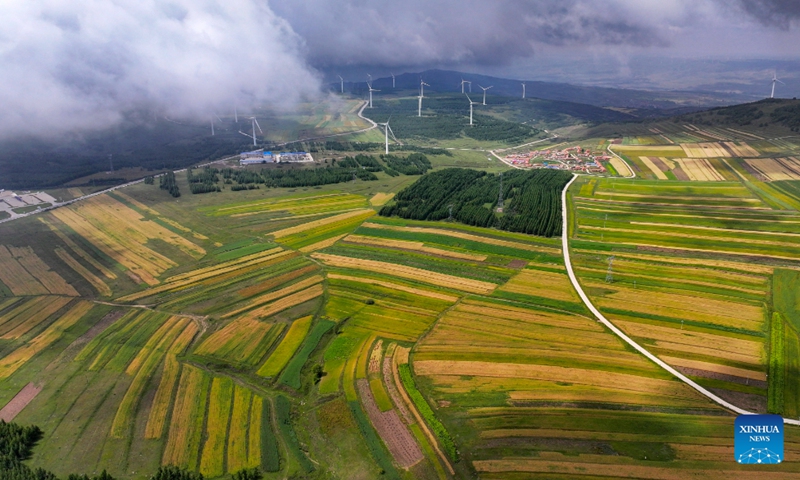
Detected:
[391,73,396,88]
[338,75,344,93]
[479,85,493,105]
[466,94,480,126]
[460,79,468,94]
[419,80,430,117]
[367,83,380,108]
[239,117,263,147]
[211,116,215,136]
[377,120,396,155]
[234,107,238,123]
[521,82,526,99]
[771,72,785,99]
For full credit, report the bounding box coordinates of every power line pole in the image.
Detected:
[605,255,615,283]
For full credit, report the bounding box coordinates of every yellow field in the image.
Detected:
[326,273,459,302]
[0,301,93,379]
[55,247,111,296]
[247,396,263,468]
[239,284,323,321]
[496,268,579,302]
[51,195,206,285]
[226,385,253,473]
[218,193,367,217]
[312,253,497,294]
[39,218,117,279]
[196,317,284,364]
[681,143,730,158]
[343,234,488,261]
[222,275,323,319]
[0,245,75,296]
[638,157,668,180]
[361,223,559,254]
[744,157,800,181]
[612,145,686,156]
[723,141,759,157]
[270,209,375,238]
[199,377,234,477]
[369,193,395,206]
[257,315,313,377]
[145,323,199,439]
[609,156,632,177]
[673,158,725,181]
[298,234,348,253]
[0,296,73,340]
[163,365,209,468]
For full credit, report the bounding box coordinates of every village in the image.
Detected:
[502,146,610,173]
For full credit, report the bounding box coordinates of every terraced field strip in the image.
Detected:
[0,296,72,340]
[327,273,459,302]
[370,193,395,206]
[226,385,253,473]
[343,234,488,261]
[199,376,234,477]
[257,315,313,377]
[724,141,760,157]
[298,234,348,253]
[163,365,211,469]
[312,253,496,294]
[496,267,580,302]
[0,382,42,421]
[673,158,725,181]
[0,245,49,295]
[54,246,111,296]
[271,209,376,238]
[681,142,730,158]
[744,157,800,181]
[0,301,93,379]
[222,275,323,318]
[361,222,560,254]
[196,318,285,366]
[660,355,765,381]
[39,217,118,279]
[240,284,323,321]
[638,157,668,180]
[144,323,199,438]
[117,248,290,302]
[8,245,78,295]
[207,192,367,217]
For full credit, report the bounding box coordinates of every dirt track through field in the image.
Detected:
[0,383,42,421]
[357,379,423,468]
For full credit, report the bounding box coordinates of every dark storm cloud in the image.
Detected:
[269,0,670,68]
[733,0,800,29]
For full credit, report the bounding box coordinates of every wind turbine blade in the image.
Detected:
[778,79,786,85]
[254,118,263,133]
[239,131,253,139]
[466,94,472,102]
[215,114,223,122]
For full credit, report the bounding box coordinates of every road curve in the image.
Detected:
[560,174,800,426]
[606,144,636,178]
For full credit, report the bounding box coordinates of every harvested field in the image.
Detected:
[724,142,760,157]
[344,234,488,261]
[8,245,78,296]
[312,253,496,294]
[360,222,559,254]
[39,218,117,280]
[0,245,65,296]
[298,234,347,253]
[55,247,111,296]
[369,193,395,206]
[744,157,800,181]
[271,209,375,238]
[239,284,323,321]
[163,365,210,469]
[673,158,725,181]
[383,355,413,424]
[681,142,730,158]
[496,267,579,302]
[0,296,72,340]
[357,379,424,468]
[638,157,668,180]
[368,339,384,374]
[662,355,765,381]
[0,382,42,421]
[611,145,686,157]
[326,273,459,302]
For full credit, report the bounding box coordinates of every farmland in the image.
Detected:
[3,95,800,480]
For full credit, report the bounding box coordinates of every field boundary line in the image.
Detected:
[606,145,636,178]
[561,173,800,426]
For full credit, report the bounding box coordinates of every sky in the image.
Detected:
[1,0,799,139]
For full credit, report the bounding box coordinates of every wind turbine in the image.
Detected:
[479,85,493,105]
[460,79,472,94]
[234,107,238,123]
[367,73,372,85]
[391,73,396,88]
[210,116,215,136]
[377,119,397,154]
[419,80,431,117]
[771,72,785,99]
[466,94,480,126]
[338,75,344,93]
[239,117,262,147]
[367,82,380,108]
[521,82,526,99]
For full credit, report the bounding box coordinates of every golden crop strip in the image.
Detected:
[216,192,355,213]
[7,245,78,296]
[222,275,323,319]
[327,273,459,302]
[745,158,800,181]
[166,247,284,283]
[162,365,209,468]
[39,218,117,279]
[54,247,111,297]
[497,269,579,302]
[312,253,496,294]
[199,377,234,477]
[247,396,263,468]
[673,158,725,181]
[0,245,48,295]
[361,222,559,254]
[0,301,93,379]
[241,284,324,321]
[257,315,313,377]
[125,317,186,375]
[0,297,73,340]
[271,209,376,238]
[117,248,290,302]
[723,142,760,157]
[226,386,253,473]
[298,234,348,253]
[344,234,488,261]
[369,193,395,206]
[638,157,668,180]
[144,323,198,439]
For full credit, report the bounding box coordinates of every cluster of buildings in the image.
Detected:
[239,150,314,165]
[0,190,57,216]
[503,146,610,173]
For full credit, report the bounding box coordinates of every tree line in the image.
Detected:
[380,168,572,237]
